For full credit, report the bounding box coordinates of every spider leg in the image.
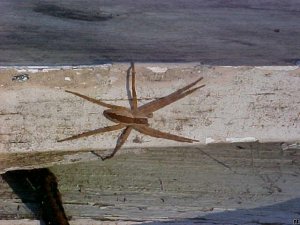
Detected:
[133,124,198,143]
[57,123,125,142]
[130,62,138,111]
[65,90,127,110]
[102,126,133,160]
[139,81,205,114]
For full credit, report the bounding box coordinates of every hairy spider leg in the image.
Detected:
[139,77,205,114]
[101,63,141,160]
[102,126,133,160]
[130,62,138,111]
[57,124,125,142]
[133,124,198,143]
[65,90,127,110]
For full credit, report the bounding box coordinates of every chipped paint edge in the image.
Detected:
[1,64,299,73]
[255,66,299,71]
[146,66,169,73]
[0,64,113,73]
[205,137,258,144]
[225,137,258,143]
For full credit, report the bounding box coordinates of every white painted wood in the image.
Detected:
[0,64,299,172]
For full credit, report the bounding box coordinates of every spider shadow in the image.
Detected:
[126,62,134,109]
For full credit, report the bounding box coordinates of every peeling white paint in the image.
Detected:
[226,137,258,143]
[220,66,239,69]
[98,64,112,69]
[15,68,39,73]
[281,142,300,151]
[205,137,216,144]
[255,66,298,71]
[64,77,71,81]
[15,66,58,73]
[0,64,112,73]
[147,67,168,73]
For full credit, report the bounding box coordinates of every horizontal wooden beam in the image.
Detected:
[0,64,299,173]
[1,1,300,65]
[0,142,300,224]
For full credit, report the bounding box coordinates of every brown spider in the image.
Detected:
[58,63,205,160]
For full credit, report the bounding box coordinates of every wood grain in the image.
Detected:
[0,142,299,224]
[0,64,299,173]
[1,0,300,65]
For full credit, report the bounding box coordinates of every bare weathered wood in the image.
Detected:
[0,143,299,224]
[1,0,300,65]
[0,64,300,172]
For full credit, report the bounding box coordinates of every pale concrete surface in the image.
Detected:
[0,64,299,172]
[1,0,300,65]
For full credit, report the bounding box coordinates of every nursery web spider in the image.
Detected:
[58,63,205,160]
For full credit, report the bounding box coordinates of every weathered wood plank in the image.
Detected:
[0,64,300,172]
[0,143,299,224]
[1,0,300,65]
